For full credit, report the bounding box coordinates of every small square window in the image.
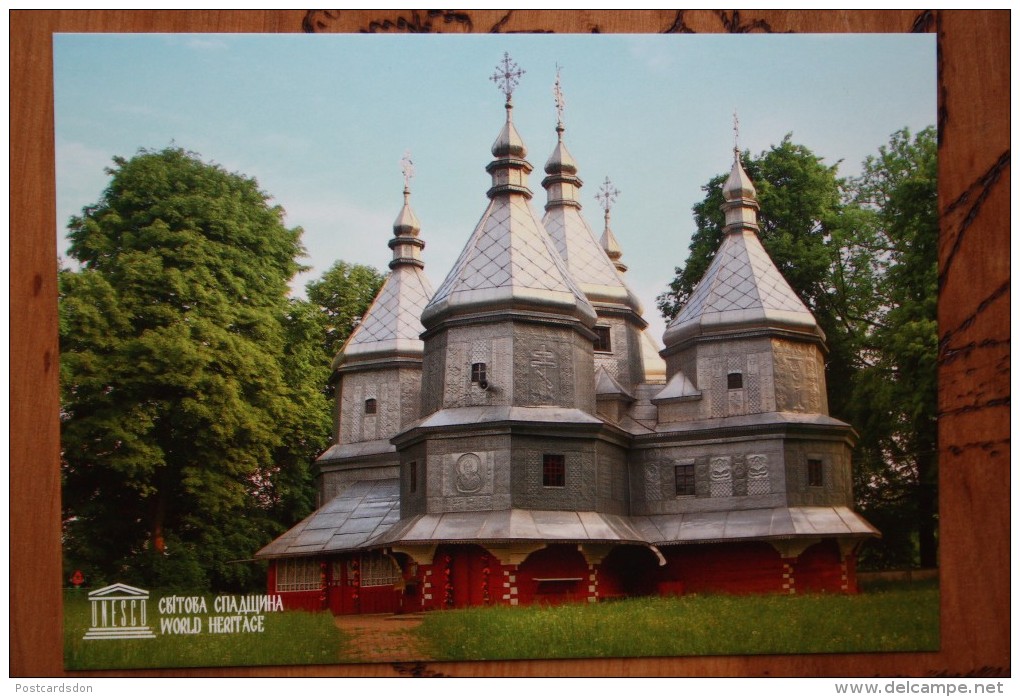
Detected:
[364,398,377,414]
[727,373,743,389]
[542,454,565,488]
[674,464,696,496]
[807,459,824,487]
[471,362,487,384]
[594,326,612,353]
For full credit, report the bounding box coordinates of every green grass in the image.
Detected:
[64,591,349,670]
[414,581,940,661]
[64,582,939,667]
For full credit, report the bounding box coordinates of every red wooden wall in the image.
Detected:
[269,539,858,615]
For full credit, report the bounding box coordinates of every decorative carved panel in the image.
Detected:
[443,451,494,499]
[529,343,559,404]
[710,456,733,497]
[747,454,770,496]
[644,463,661,502]
[773,341,822,414]
[454,453,485,493]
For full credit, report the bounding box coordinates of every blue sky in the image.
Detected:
[54,33,935,340]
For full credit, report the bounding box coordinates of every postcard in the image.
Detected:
[55,31,938,670]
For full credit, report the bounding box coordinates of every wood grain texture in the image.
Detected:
[11,9,1008,677]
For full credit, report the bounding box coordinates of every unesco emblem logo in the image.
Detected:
[83,583,156,640]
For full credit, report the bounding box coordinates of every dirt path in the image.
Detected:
[334,613,432,664]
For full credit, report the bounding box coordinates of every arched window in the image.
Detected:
[364,398,377,414]
[727,372,743,389]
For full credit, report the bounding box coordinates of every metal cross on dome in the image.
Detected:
[401,150,415,189]
[553,63,566,125]
[596,176,620,215]
[733,110,740,156]
[490,51,525,102]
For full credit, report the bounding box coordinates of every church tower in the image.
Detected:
[395,54,610,519]
[658,148,829,422]
[540,69,666,403]
[315,155,434,502]
[646,143,858,518]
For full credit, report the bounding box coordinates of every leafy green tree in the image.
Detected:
[60,147,322,591]
[306,260,385,361]
[847,127,938,569]
[304,260,385,397]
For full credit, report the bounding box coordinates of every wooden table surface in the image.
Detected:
[10,10,1009,678]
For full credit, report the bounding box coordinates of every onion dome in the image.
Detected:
[491,112,528,160]
[599,213,627,275]
[544,124,579,177]
[723,151,757,202]
[392,187,421,240]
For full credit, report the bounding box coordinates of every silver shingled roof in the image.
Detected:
[255,479,401,559]
[652,368,701,402]
[421,117,596,327]
[664,156,822,348]
[340,266,433,362]
[257,485,876,557]
[662,228,822,347]
[406,405,603,431]
[337,179,434,365]
[631,506,878,546]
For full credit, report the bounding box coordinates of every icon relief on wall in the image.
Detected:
[455,452,485,494]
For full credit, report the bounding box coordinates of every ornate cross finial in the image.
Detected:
[490,51,525,104]
[733,110,740,157]
[553,63,566,127]
[400,150,415,190]
[596,176,621,215]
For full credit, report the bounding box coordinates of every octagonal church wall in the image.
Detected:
[630,438,788,515]
[423,321,596,415]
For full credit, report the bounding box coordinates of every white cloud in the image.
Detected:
[185,36,229,51]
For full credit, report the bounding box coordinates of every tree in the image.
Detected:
[60,147,324,591]
[847,127,938,569]
[304,260,385,396]
[656,136,880,421]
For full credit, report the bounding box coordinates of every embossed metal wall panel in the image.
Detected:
[630,443,787,516]
[783,440,854,507]
[424,434,513,515]
[510,436,598,511]
[772,338,828,415]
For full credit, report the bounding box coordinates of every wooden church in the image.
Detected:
[256,55,877,615]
